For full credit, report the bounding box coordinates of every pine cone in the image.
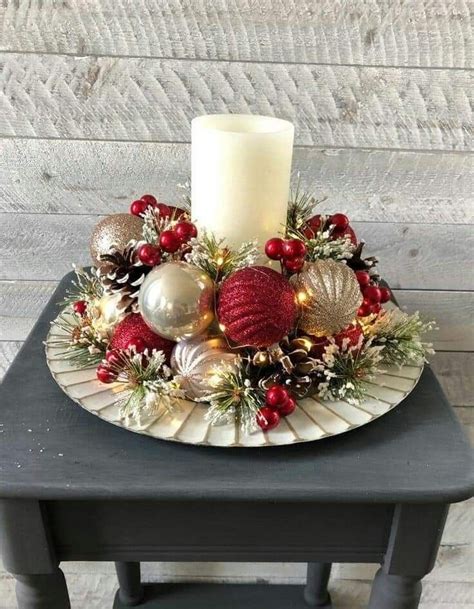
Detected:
[250,336,321,398]
[346,241,379,278]
[98,241,150,313]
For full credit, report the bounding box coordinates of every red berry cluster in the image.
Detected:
[256,385,296,431]
[355,271,391,317]
[303,213,357,245]
[73,300,87,316]
[264,237,307,273]
[130,194,172,218]
[96,343,149,384]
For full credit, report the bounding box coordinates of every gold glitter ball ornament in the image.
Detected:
[291,259,362,336]
[90,213,144,264]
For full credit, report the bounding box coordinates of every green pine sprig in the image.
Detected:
[366,309,436,367]
[185,231,259,283]
[48,312,107,368]
[202,361,265,433]
[60,266,104,309]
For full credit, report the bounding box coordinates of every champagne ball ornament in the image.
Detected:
[291,259,362,336]
[90,213,144,264]
[171,336,237,400]
[217,266,297,348]
[138,262,215,341]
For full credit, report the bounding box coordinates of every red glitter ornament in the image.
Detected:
[217,266,297,348]
[110,313,175,362]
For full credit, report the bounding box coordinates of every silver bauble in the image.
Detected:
[291,259,362,336]
[90,213,144,264]
[138,262,215,340]
[171,336,237,400]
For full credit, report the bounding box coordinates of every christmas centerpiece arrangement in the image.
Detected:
[46,115,434,447]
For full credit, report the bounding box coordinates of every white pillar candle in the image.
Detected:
[191,114,294,251]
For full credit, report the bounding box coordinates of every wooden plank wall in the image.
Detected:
[0,1,472,607]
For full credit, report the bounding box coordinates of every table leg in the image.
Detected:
[368,570,421,609]
[14,569,71,609]
[304,562,332,607]
[115,562,144,606]
[368,504,448,609]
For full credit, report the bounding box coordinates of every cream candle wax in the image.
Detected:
[191,114,294,251]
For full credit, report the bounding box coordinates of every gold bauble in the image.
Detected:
[291,259,362,336]
[90,213,144,264]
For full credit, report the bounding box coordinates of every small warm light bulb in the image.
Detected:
[300,338,313,351]
[219,323,226,332]
[297,291,308,304]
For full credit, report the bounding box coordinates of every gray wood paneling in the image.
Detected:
[1,139,473,223]
[1,54,472,150]
[1,0,472,68]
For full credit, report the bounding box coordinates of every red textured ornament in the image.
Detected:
[174,221,198,243]
[73,300,87,316]
[278,396,296,417]
[96,363,117,384]
[309,323,363,359]
[141,194,157,207]
[110,313,175,362]
[138,243,162,266]
[265,237,284,260]
[266,385,290,408]
[130,199,148,217]
[379,287,392,303]
[282,239,307,260]
[159,230,181,253]
[256,407,280,431]
[217,267,297,348]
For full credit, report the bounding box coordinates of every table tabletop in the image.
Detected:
[0,272,472,504]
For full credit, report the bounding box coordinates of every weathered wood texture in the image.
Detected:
[1,0,472,68]
[1,54,472,150]
[2,140,473,223]
[1,215,472,291]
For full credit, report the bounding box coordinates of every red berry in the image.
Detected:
[379,287,392,303]
[355,271,371,287]
[159,230,181,253]
[370,303,382,315]
[330,213,349,230]
[307,215,322,231]
[284,257,305,273]
[266,385,290,408]
[130,199,148,216]
[105,349,122,368]
[138,243,162,266]
[256,406,281,431]
[126,337,148,353]
[282,239,307,260]
[141,194,157,207]
[157,203,172,217]
[96,363,117,384]
[363,285,382,303]
[174,221,198,243]
[357,303,372,317]
[265,237,285,260]
[278,396,296,417]
[73,300,87,316]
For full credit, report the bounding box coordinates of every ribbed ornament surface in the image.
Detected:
[217,266,297,348]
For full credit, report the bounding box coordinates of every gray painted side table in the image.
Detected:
[0,273,472,609]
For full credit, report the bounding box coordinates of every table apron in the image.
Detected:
[44,500,392,563]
